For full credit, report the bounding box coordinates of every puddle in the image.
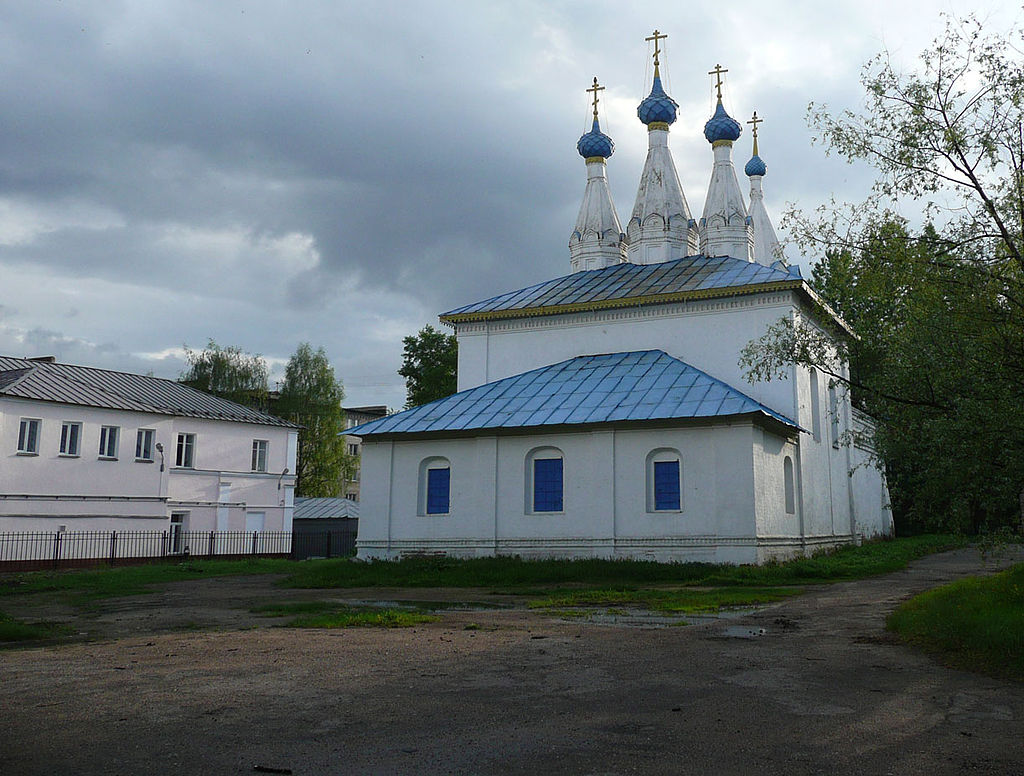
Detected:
[339,599,513,613]
[546,606,763,628]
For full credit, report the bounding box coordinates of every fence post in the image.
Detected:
[251,531,258,556]
[208,531,216,559]
[109,531,118,566]
[52,531,63,569]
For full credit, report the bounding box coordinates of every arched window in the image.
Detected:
[418,457,451,516]
[784,456,795,515]
[525,447,564,513]
[828,381,840,449]
[809,368,821,442]
[646,448,683,512]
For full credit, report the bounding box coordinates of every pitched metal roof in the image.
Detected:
[440,254,804,323]
[293,497,359,519]
[348,350,796,437]
[0,357,296,427]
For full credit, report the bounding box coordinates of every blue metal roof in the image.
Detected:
[637,74,678,126]
[704,100,742,144]
[441,254,800,321]
[349,350,796,437]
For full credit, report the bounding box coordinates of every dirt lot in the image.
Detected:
[1,547,1022,776]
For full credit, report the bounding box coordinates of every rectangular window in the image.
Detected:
[533,458,563,512]
[425,467,450,514]
[345,492,358,502]
[251,439,268,472]
[175,433,195,468]
[654,460,681,511]
[135,429,155,461]
[348,443,359,456]
[98,426,119,459]
[60,422,82,456]
[17,418,40,454]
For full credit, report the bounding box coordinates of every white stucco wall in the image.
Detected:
[454,291,798,421]
[357,420,809,564]
[0,396,296,534]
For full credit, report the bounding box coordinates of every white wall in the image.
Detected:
[0,396,296,534]
[357,421,804,564]
[454,290,798,421]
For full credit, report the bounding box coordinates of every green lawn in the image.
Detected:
[0,535,966,642]
[887,562,1024,682]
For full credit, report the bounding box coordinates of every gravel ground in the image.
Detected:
[1,546,1022,775]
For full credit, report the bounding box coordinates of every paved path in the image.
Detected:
[1,547,1021,775]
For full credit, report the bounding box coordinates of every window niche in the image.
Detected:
[646,448,683,512]
[525,447,564,514]
[418,456,451,516]
[784,455,796,515]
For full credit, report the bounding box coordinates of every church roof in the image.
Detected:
[441,254,802,323]
[348,350,796,438]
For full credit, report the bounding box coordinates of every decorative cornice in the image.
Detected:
[441,279,804,324]
[711,139,734,148]
[584,156,607,165]
[647,121,670,132]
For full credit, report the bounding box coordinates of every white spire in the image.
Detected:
[626,31,698,264]
[569,153,627,273]
[698,70,753,261]
[744,112,783,264]
[569,79,626,273]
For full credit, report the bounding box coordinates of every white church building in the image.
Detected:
[351,38,893,564]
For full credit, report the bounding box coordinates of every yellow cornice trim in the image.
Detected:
[711,139,734,148]
[647,121,670,132]
[440,280,805,324]
[584,156,607,164]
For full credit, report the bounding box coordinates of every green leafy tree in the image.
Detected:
[741,15,1024,534]
[179,339,269,410]
[398,325,457,408]
[275,343,354,497]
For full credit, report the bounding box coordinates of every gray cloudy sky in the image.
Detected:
[0,0,1018,409]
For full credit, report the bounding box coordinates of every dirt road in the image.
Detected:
[1,547,1022,775]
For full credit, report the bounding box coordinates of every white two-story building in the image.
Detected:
[0,356,298,548]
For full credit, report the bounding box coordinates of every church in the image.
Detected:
[350,33,893,564]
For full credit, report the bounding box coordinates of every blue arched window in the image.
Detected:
[526,447,564,513]
[418,457,451,516]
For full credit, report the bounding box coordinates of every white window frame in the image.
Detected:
[645,448,683,513]
[59,421,82,457]
[98,425,119,460]
[135,428,155,462]
[417,456,451,516]
[348,442,359,456]
[251,439,268,472]
[524,446,565,515]
[17,418,41,455]
[175,432,196,468]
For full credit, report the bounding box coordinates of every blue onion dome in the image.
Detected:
[703,100,742,144]
[577,117,614,159]
[637,75,678,126]
[744,154,767,176]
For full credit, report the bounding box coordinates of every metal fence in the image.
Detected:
[0,529,301,571]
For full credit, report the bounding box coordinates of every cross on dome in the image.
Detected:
[645,29,667,75]
[747,111,763,156]
[708,63,728,101]
[586,77,605,121]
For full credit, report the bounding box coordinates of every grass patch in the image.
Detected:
[887,563,1024,682]
[253,600,439,628]
[283,606,438,629]
[0,557,324,601]
[528,586,802,614]
[0,610,71,642]
[279,535,964,591]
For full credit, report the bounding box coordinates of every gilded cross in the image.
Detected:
[586,77,605,120]
[708,63,729,100]
[747,111,763,155]
[645,29,667,68]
